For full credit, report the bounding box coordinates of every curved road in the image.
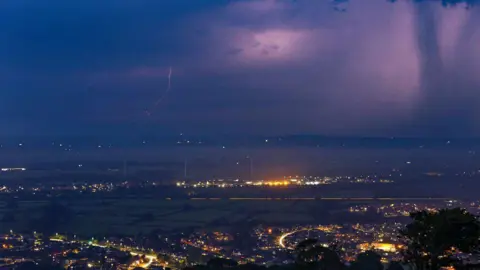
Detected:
[278,228,328,249]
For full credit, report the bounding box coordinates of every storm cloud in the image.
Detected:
[0,0,479,137]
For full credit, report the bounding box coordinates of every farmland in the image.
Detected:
[0,198,356,236]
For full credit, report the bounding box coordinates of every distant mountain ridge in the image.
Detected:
[0,135,477,149]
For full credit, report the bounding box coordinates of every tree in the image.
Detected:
[236,263,267,270]
[206,258,238,269]
[294,239,343,270]
[399,208,480,270]
[157,253,170,263]
[184,266,208,270]
[118,254,133,265]
[295,239,320,264]
[350,251,383,270]
[386,261,404,270]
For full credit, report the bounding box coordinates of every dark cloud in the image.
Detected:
[227,48,244,55]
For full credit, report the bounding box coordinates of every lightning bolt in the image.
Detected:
[168,66,172,88]
[145,66,173,116]
[154,66,172,106]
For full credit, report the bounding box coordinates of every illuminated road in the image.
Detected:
[0,258,35,267]
[129,253,154,269]
[50,237,159,269]
[278,228,330,249]
[278,230,300,249]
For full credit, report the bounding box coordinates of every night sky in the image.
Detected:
[1,0,479,137]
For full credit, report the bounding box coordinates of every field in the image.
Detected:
[0,198,364,236]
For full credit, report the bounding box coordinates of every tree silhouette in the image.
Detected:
[118,254,133,265]
[399,208,480,270]
[386,261,404,270]
[294,239,343,270]
[350,251,383,270]
[236,263,267,270]
[206,258,238,269]
[184,265,208,270]
[157,253,170,263]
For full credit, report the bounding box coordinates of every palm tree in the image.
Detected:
[399,208,480,270]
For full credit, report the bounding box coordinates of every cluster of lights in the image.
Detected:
[1,167,26,172]
[177,177,344,188]
[272,223,407,263]
[246,180,292,186]
[176,175,395,189]
[357,242,404,253]
[347,203,445,218]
